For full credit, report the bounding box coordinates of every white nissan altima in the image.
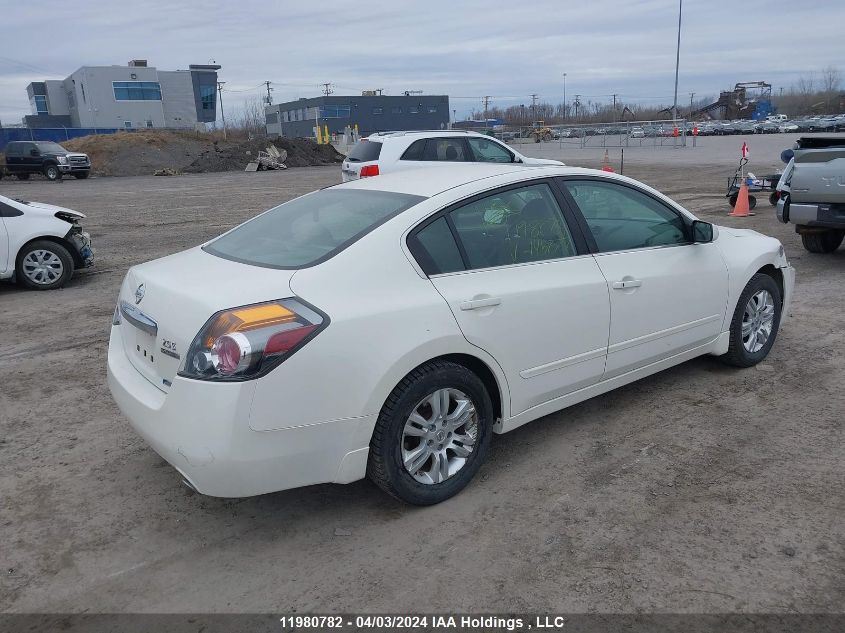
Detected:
[108,164,794,505]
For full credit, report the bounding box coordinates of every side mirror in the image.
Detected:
[30,149,40,157]
[513,156,522,163]
[692,220,714,243]
[780,148,794,164]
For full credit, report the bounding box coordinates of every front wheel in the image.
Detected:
[801,230,844,253]
[368,360,494,505]
[16,240,75,290]
[44,164,62,181]
[720,273,782,367]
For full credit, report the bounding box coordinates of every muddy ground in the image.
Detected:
[1,138,843,616]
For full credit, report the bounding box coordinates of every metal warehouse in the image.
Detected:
[24,60,221,130]
[265,94,450,137]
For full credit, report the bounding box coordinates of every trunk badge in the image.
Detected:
[134,283,145,304]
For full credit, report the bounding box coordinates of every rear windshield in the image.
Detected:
[204,189,424,269]
[347,140,382,162]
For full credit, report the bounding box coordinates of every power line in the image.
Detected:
[321,82,334,96]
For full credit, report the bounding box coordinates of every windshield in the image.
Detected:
[35,142,68,153]
[204,188,425,269]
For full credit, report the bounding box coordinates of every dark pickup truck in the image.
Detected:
[776,136,845,253]
[1,141,91,181]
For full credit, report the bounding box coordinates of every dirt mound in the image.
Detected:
[61,131,343,177]
[183,137,343,173]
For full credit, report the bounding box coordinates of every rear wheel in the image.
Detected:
[367,360,494,505]
[720,273,782,367]
[769,192,779,206]
[801,230,845,253]
[44,164,62,181]
[73,172,89,179]
[748,195,757,210]
[16,240,75,290]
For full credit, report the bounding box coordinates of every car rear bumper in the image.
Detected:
[107,326,373,497]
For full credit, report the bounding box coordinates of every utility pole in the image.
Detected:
[452,109,456,129]
[574,94,581,120]
[482,95,491,128]
[689,92,695,117]
[672,0,683,122]
[321,82,334,97]
[264,81,273,105]
[216,81,227,140]
[563,73,567,121]
[612,93,619,122]
[530,93,538,122]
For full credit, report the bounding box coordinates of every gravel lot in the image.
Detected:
[1,135,843,615]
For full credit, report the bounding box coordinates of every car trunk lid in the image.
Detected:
[118,247,296,392]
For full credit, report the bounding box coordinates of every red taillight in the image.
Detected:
[179,299,326,381]
[265,325,316,355]
[359,164,380,177]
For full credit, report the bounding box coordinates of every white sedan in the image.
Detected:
[0,194,94,289]
[107,165,794,505]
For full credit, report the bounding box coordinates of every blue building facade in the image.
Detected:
[265,94,450,138]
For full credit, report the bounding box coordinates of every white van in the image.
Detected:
[767,114,788,123]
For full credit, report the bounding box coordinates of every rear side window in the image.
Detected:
[205,189,424,269]
[422,138,467,162]
[450,183,576,269]
[347,140,382,162]
[4,143,21,157]
[400,139,427,161]
[409,217,464,275]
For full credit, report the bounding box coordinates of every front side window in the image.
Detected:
[421,138,467,162]
[449,183,577,270]
[205,189,424,269]
[562,180,688,252]
[34,142,67,154]
[113,81,162,101]
[467,137,513,163]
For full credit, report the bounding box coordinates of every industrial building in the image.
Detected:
[24,60,221,129]
[265,94,450,137]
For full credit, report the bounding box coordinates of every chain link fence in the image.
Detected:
[455,119,695,149]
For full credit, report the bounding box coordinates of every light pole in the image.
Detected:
[672,0,683,123]
[563,73,567,121]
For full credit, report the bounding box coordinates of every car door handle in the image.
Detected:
[612,279,642,289]
[460,297,502,310]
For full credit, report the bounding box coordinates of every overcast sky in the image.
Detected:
[1,0,843,124]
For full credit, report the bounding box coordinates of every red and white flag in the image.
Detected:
[741,142,749,159]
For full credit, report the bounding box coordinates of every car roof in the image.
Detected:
[335,164,636,198]
[366,130,493,141]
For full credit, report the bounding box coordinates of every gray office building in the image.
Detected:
[24,60,220,129]
[265,94,450,138]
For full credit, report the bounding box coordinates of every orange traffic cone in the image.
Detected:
[601,149,615,172]
[729,181,754,217]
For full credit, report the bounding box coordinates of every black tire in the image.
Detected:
[15,240,75,290]
[367,360,494,505]
[543,133,552,142]
[748,195,757,210]
[801,230,844,253]
[728,193,738,207]
[73,172,89,179]
[769,192,779,206]
[44,164,62,181]
[16,172,30,180]
[720,273,782,367]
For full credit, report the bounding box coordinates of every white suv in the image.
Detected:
[341,130,563,181]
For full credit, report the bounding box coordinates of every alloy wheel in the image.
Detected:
[401,388,479,485]
[742,289,775,353]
